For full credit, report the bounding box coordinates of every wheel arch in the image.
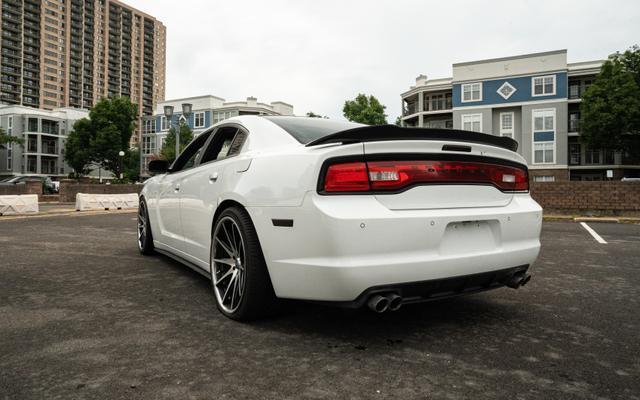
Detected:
[210,198,276,293]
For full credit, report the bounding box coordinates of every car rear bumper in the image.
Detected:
[248,192,542,302]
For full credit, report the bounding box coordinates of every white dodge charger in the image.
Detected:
[138,116,542,320]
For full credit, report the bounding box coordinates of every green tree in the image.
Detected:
[306,111,328,118]
[64,118,93,177]
[580,46,640,158]
[64,96,138,177]
[0,127,23,149]
[342,94,388,125]
[124,148,141,182]
[394,116,403,126]
[160,123,194,163]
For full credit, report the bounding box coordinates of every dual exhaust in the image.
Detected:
[367,293,402,313]
[367,273,531,312]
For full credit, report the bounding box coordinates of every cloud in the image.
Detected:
[126,0,640,121]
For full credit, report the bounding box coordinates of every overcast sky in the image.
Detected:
[126,0,640,121]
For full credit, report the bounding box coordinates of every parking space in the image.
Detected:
[1,215,639,399]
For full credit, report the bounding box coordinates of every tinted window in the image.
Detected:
[264,116,363,144]
[200,127,246,164]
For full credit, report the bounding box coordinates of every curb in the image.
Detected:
[0,208,137,221]
[543,215,640,224]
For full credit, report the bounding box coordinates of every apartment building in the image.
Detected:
[0,103,88,176]
[400,50,639,181]
[0,0,165,135]
[140,95,294,172]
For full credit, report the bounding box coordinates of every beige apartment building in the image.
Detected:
[0,0,165,140]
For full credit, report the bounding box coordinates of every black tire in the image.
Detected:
[210,206,277,321]
[138,199,154,255]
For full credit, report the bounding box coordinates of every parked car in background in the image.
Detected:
[138,116,542,321]
[621,177,640,182]
[0,175,57,194]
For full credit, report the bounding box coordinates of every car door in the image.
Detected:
[154,131,211,253]
[179,126,248,267]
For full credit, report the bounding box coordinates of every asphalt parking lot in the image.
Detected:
[1,213,639,400]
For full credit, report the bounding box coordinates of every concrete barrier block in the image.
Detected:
[0,194,39,216]
[75,193,139,211]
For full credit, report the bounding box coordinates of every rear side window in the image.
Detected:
[200,127,247,164]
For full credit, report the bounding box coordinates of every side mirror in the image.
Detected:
[148,159,169,175]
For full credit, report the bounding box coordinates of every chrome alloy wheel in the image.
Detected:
[211,216,246,313]
[137,202,147,250]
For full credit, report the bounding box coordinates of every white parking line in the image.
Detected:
[580,222,607,244]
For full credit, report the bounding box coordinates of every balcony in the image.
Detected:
[569,79,594,100]
[569,119,580,133]
[42,141,58,155]
[40,158,58,175]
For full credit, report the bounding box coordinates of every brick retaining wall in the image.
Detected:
[59,180,142,203]
[530,181,640,216]
[0,181,43,196]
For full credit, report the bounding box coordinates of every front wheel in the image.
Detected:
[138,199,154,255]
[210,207,277,321]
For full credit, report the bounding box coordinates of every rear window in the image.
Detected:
[264,116,364,144]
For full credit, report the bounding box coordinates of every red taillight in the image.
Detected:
[324,162,370,192]
[324,160,528,193]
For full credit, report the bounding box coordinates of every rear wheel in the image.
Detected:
[138,199,154,255]
[210,207,277,320]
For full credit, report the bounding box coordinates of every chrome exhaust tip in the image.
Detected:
[367,294,390,313]
[506,273,531,289]
[387,294,403,311]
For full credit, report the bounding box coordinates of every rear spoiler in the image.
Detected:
[306,125,518,152]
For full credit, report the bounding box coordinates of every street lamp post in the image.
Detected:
[163,103,193,162]
[118,150,125,180]
[163,105,174,159]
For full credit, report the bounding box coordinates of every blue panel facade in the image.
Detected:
[452,72,567,107]
[534,131,555,142]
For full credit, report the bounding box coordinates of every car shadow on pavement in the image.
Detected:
[152,250,527,343]
[253,294,527,344]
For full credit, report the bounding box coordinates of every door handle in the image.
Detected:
[209,172,219,182]
[174,183,180,192]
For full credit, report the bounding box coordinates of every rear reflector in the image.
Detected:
[324,160,528,193]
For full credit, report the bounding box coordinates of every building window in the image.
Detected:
[461,83,482,102]
[532,109,555,164]
[461,113,482,132]
[569,112,580,132]
[532,75,556,96]
[533,176,555,182]
[142,136,155,155]
[569,143,581,165]
[194,111,205,128]
[500,112,514,138]
[143,119,156,134]
[161,116,168,131]
[28,118,38,132]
